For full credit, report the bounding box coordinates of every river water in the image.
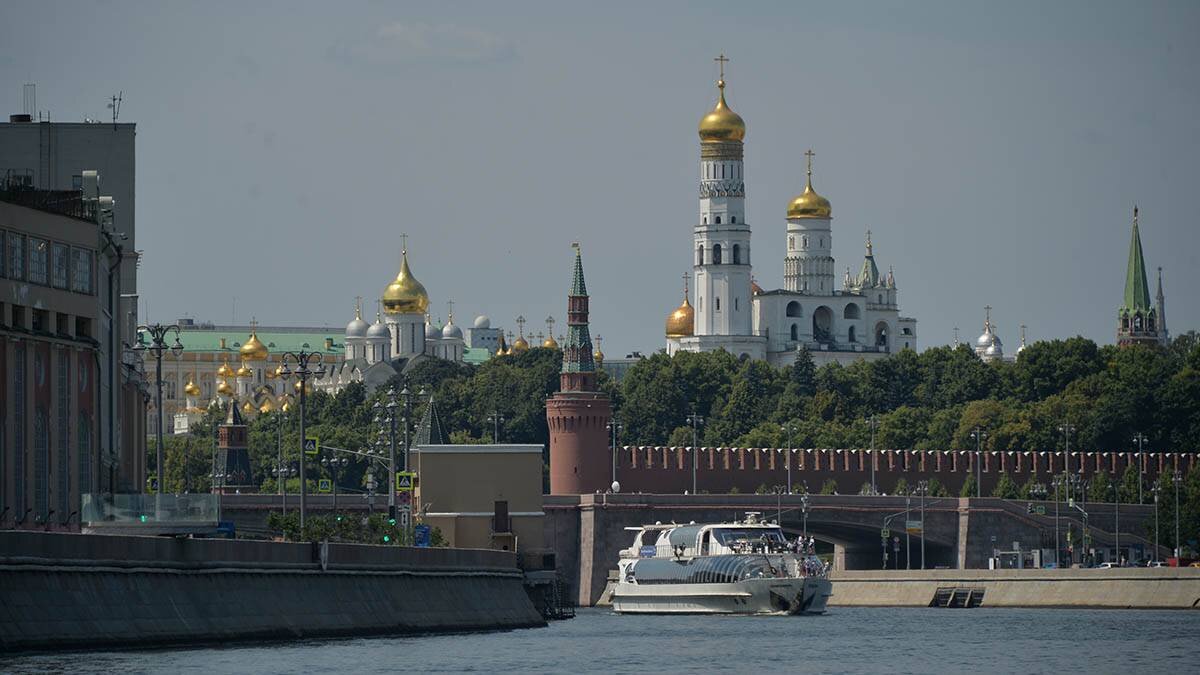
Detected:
[4,607,1197,674]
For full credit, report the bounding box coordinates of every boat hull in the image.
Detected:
[611,576,831,615]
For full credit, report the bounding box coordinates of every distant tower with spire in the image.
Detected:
[546,245,612,495]
[1116,206,1167,347]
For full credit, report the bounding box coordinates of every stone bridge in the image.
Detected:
[544,493,1159,606]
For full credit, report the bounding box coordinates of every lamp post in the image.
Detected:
[1109,480,1120,565]
[271,461,296,515]
[1173,471,1182,559]
[1030,482,1047,565]
[133,323,183,496]
[1151,483,1160,563]
[374,389,400,521]
[1132,433,1147,504]
[277,349,325,531]
[904,488,912,569]
[865,415,878,496]
[1052,473,1064,568]
[321,456,349,512]
[780,422,798,494]
[917,479,929,569]
[1058,422,1076,487]
[487,411,505,442]
[772,485,785,524]
[800,490,810,542]
[686,408,704,495]
[969,427,987,499]
[606,418,623,492]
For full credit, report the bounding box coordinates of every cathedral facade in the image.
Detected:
[665,63,917,367]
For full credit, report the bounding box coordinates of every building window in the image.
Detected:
[788,236,794,250]
[715,297,720,311]
[803,236,808,248]
[52,243,69,288]
[849,325,857,343]
[731,216,736,223]
[14,344,26,520]
[735,297,739,311]
[790,323,798,341]
[71,248,93,294]
[33,239,54,286]
[715,216,721,224]
[697,245,704,265]
[79,413,91,498]
[8,232,24,280]
[58,353,70,518]
[713,244,722,264]
[732,244,741,264]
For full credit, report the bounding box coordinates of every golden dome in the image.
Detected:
[511,336,530,353]
[787,150,832,219]
[242,401,255,416]
[593,347,604,363]
[239,331,269,361]
[382,249,430,314]
[259,397,275,414]
[216,379,233,396]
[666,296,695,338]
[542,335,559,349]
[698,80,745,144]
[217,361,235,379]
[236,363,253,378]
[184,378,202,397]
[294,380,313,395]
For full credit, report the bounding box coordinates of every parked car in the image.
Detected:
[1097,562,1118,569]
[1146,561,1166,567]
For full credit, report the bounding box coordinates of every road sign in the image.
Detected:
[1036,505,1046,515]
[303,436,319,456]
[413,523,431,547]
[881,528,890,539]
[395,471,415,492]
[146,476,158,494]
[399,508,412,531]
[905,520,923,534]
[318,478,332,493]
[397,491,412,506]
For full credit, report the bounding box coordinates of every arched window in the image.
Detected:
[875,322,889,348]
[731,215,737,223]
[703,216,707,224]
[715,216,722,224]
[844,303,861,320]
[786,301,802,318]
[732,244,741,264]
[878,294,883,304]
[790,323,798,341]
[789,236,794,250]
[697,245,704,265]
[735,297,739,310]
[713,244,722,264]
[849,326,857,343]
[715,297,721,311]
[803,236,808,248]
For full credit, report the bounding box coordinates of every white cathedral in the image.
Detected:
[665,62,917,367]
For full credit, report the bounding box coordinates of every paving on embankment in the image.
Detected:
[829,568,1200,609]
[0,531,546,652]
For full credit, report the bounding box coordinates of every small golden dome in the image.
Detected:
[240,331,269,361]
[265,365,278,380]
[242,401,255,416]
[542,335,559,349]
[184,378,202,397]
[259,397,275,414]
[281,401,291,413]
[666,296,695,338]
[382,249,430,314]
[698,80,746,143]
[216,379,233,396]
[217,361,235,379]
[787,150,832,219]
[593,347,604,363]
[511,336,530,353]
[236,363,253,378]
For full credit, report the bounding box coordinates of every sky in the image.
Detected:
[2,1,1197,357]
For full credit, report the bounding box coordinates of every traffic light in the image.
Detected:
[139,514,148,523]
[383,534,391,543]
[1026,503,1033,514]
[388,518,396,526]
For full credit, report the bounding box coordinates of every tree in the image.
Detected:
[1118,464,1141,504]
[892,477,910,495]
[960,472,978,498]
[926,477,951,498]
[819,478,839,495]
[991,471,1019,499]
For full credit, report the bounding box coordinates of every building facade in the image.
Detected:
[665,66,917,367]
[1,179,143,529]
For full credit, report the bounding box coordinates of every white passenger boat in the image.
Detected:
[611,512,831,615]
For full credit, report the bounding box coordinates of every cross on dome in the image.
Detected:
[400,232,408,254]
[714,53,729,80]
[805,149,815,177]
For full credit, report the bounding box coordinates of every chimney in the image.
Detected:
[324,337,334,350]
[219,337,227,349]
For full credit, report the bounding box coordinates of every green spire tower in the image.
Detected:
[1117,206,1165,347]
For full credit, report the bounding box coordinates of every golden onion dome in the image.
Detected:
[666,295,695,338]
[236,363,253,378]
[787,151,832,219]
[542,334,559,349]
[239,331,269,361]
[381,249,430,314]
[281,401,291,413]
[242,401,256,416]
[698,80,746,143]
[216,379,233,396]
[593,347,604,363]
[184,378,202,397]
[259,396,275,414]
[511,335,530,353]
[217,361,235,379]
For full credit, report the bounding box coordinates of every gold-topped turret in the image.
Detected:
[698,55,745,144]
[787,149,832,219]
[239,322,269,361]
[217,361,235,379]
[184,377,202,398]
[666,273,696,338]
[382,239,430,314]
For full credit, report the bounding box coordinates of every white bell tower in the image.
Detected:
[784,149,834,294]
[694,55,752,338]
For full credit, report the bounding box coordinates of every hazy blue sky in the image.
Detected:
[3,1,1196,356]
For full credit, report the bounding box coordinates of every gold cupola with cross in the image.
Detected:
[382,235,430,315]
[698,54,746,144]
[787,149,832,219]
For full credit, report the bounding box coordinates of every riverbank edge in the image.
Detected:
[0,532,547,652]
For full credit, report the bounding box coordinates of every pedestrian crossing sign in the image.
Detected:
[395,471,415,492]
[303,436,319,456]
[318,478,332,493]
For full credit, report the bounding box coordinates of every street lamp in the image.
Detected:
[969,427,987,499]
[606,418,623,493]
[917,479,929,569]
[374,389,400,521]
[1173,471,1182,559]
[1151,483,1161,563]
[1108,480,1120,565]
[800,489,810,542]
[1132,433,1148,504]
[865,415,878,496]
[272,462,297,515]
[1058,423,1076,486]
[133,323,183,496]
[903,487,912,569]
[686,408,704,494]
[277,349,325,531]
[771,485,786,524]
[1052,473,1065,568]
[321,456,349,512]
[780,422,798,493]
[487,411,506,443]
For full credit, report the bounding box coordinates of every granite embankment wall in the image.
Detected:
[830,568,1200,608]
[0,532,545,652]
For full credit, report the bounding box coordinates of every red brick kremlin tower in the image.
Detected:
[547,245,612,495]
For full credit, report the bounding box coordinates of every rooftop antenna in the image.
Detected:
[22,83,35,117]
[107,91,123,128]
